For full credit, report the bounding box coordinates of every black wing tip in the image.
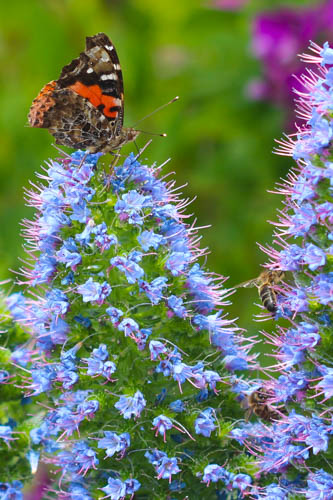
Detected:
[86,33,113,49]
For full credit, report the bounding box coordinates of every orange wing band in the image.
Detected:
[69,82,119,118]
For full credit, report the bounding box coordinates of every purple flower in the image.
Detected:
[106,306,124,325]
[156,455,181,482]
[11,348,31,367]
[11,130,252,497]
[305,429,329,455]
[115,190,151,225]
[139,276,168,304]
[30,365,56,395]
[31,254,57,284]
[273,371,309,401]
[0,426,14,446]
[56,238,82,270]
[289,203,316,237]
[110,255,144,283]
[312,273,333,304]
[316,366,333,399]
[92,344,109,361]
[114,391,146,419]
[264,483,288,499]
[223,354,248,371]
[279,287,309,315]
[167,295,187,318]
[50,316,69,344]
[248,3,333,126]
[77,278,111,304]
[70,201,91,223]
[279,244,304,270]
[46,288,69,315]
[93,222,118,252]
[303,243,326,271]
[138,229,164,251]
[144,449,167,466]
[232,473,252,492]
[149,340,167,360]
[97,430,130,458]
[321,41,333,65]
[124,479,140,496]
[0,481,23,500]
[6,292,26,321]
[194,408,216,437]
[100,478,126,499]
[169,399,184,413]
[72,441,99,475]
[202,464,230,485]
[165,251,191,276]
[152,415,173,441]
[306,469,333,499]
[75,221,96,246]
[118,318,140,338]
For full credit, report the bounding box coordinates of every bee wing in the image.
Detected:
[234,278,259,289]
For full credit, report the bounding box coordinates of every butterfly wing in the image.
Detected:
[28,33,125,151]
[57,33,124,130]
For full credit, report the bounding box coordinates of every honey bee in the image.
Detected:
[235,270,284,313]
[245,389,281,422]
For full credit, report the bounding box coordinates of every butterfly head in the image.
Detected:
[102,127,140,153]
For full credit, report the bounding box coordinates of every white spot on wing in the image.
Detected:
[113,64,121,70]
[105,45,114,51]
[100,73,117,80]
[87,68,94,73]
[101,52,110,62]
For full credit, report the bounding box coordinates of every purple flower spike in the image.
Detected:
[7,107,249,496]
[235,41,333,498]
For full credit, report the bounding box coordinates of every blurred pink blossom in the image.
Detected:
[248,1,333,128]
[211,0,248,10]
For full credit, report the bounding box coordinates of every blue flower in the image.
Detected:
[194,408,216,437]
[139,276,168,304]
[152,415,173,440]
[100,478,126,500]
[156,455,181,481]
[110,255,144,283]
[202,464,230,485]
[46,288,69,315]
[97,430,130,458]
[312,273,333,304]
[106,306,124,324]
[138,229,164,251]
[0,481,23,500]
[77,278,111,304]
[321,41,333,65]
[303,243,326,271]
[114,391,146,419]
[167,295,187,318]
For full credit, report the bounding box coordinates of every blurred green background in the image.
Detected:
[0,0,320,336]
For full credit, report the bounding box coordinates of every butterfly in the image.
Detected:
[28,33,140,153]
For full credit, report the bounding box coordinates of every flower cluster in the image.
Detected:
[3,148,255,498]
[230,42,333,498]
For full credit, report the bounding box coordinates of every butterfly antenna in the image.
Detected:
[132,96,179,127]
[136,130,167,137]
